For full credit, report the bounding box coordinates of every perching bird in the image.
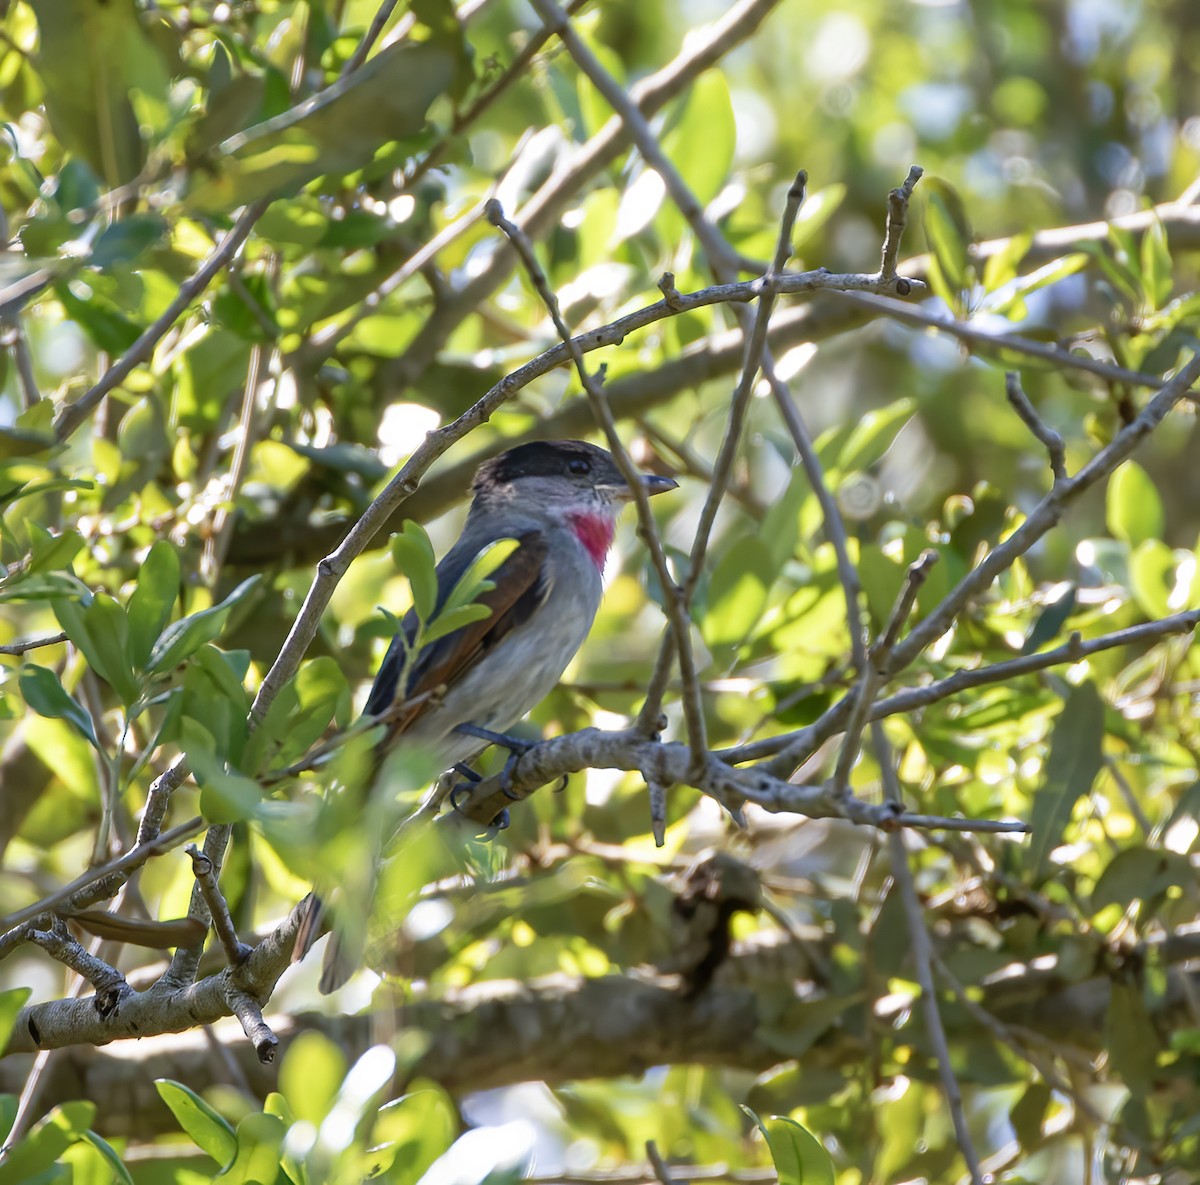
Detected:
[294,438,677,992]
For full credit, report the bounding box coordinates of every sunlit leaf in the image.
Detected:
[1027,681,1105,878]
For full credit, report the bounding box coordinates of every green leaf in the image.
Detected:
[759,467,810,568]
[742,1108,835,1185]
[924,191,971,295]
[89,214,168,269]
[188,39,460,210]
[280,1032,347,1125]
[0,1101,96,1185]
[217,1112,286,1185]
[181,644,251,765]
[420,602,492,646]
[1106,980,1159,1093]
[391,521,438,621]
[1027,681,1105,878]
[981,232,1033,292]
[248,655,348,773]
[1128,539,1176,620]
[790,184,846,255]
[147,576,261,676]
[1020,584,1076,654]
[1140,217,1173,309]
[982,253,1089,318]
[19,665,97,745]
[702,537,774,648]
[78,1131,134,1185]
[440,537,520,616]
[1092,846,1193,913]
[126,541,181,670]
[53,592,140,705]
[30,0,171,188]
[154,1079,237,1167]
[1106,461,1163,547]
[26,525,84,575]
[837,398,916,473]
[0,987,32,1050]
[662,69,735,209]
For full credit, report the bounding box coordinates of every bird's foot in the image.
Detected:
[454,722,536,756]
[448,780,510,838]
[455,722,537,801]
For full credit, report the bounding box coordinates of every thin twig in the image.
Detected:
[1,317,41,409]
[26,919,129,1004]
[227,987,279,1063]
[187,845,252,965]
[52,199,270,442]
[1005,371,1068,482]
[833,288,1185,395]
[300,197,491,361]
[730,607,1200,765]
[645,1140,678,1185]
[886,351,1200,673]
[930,950,1106,1126]
[0,816,205,936]
[338,0,402,75]
[873,722,985,1185]
[0,632,67,656]
[880,167,924,281]
[402,0,589,192]
[830,550,937,798]
[764,170,925,787]
[205,337,278,581]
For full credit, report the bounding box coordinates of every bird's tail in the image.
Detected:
[292,892,366,995]
[291,893,327,966]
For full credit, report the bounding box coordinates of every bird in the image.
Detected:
[294,438,678,992]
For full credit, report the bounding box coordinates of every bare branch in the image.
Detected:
[1005,371,1068,482]
[10,899,305,1054]
[830,550,938,798]
[0,632,67,656]
[186,845,252,966]
[440,726,1027,835]
[874,723,985,1185]
[880,166,924,282]
[26,920,128,1010]
[834,288,1185,394]
[0,816,206,939]
[887,351,1200,674]
[52,199,270,442]
[733,608,1200,766]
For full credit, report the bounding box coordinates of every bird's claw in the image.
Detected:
[449,780,511,840]
[449,782,475,814]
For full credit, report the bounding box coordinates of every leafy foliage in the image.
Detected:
[2,1,1200,1184]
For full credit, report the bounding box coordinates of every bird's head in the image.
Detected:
[472,439,678,566]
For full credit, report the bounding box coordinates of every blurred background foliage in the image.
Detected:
[1,0,1200,1182]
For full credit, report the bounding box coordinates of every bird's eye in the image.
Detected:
[567,457,591,475]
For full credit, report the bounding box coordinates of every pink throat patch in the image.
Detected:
[568,512,615,570]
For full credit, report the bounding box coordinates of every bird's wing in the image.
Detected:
[363,527,550,736]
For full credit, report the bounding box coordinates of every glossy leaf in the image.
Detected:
[743,1108,835,1185]
[146,576,261,676]
[126,540,181,669]
[154,1079,236,1167]
[1028,681,1105,878]
[0,1101,96,1185]
[1106,460,1164,547]
[391,520,438,622]
[19,665,97,745]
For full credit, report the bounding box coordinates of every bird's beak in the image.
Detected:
[618,472,679,500]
